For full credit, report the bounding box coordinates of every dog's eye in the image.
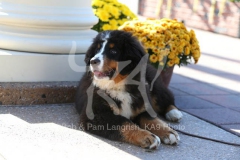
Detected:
[110,49,117,54]
[96,46,101,53]
[97,44,101,49]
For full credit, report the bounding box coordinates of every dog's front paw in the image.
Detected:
[161,130,180,145]
[165,108,183,122]
[123,129,161,149]
[140,133,161,150]
[121,123,161,150]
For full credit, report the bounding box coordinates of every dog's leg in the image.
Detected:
[134,112,180,145]
[80,112,160,149]
[151,96,182,122]
[165,105,183,122]
[146,65,183,122]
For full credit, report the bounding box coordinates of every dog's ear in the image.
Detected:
[120,35,146,75]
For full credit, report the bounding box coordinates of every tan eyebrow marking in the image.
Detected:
[97,44,100,48]
[109,43,115,48]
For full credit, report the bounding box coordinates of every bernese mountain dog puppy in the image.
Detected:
[75,30,183,150]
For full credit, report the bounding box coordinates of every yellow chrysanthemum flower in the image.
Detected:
[102,24,112,30]
[160,49,170,56]
[103,3,112,11]
[178,46,184,53]
[184,34,190,41]
[110,6,120,18]
[171,34,177,40]
[151,40,158,46]
[153,48,159,54]
[104,0,117,3]
[92,0,104,7]
[119,18,200,68]
[149,54,158,63]
[167,60,175,67]
[139,37,147,43]
[184,46,190,55]
[173,29,180,35]
[191,42,199,50]
[168,52,176,59]
[158,42,165,49]
[189,30,196,39]
[97,9,110,21]
[92,0,137,32]
[109,19,118,26]
[192,50,201,62]
[170,44,177,53]
[174,57,180,64]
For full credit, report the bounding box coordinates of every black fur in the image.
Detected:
[75,30,176,142]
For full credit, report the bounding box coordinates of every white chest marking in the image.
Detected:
[107,90,132,119]
[93,79,133,119]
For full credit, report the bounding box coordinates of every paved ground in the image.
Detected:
[0,29,240,159]
[171,28,240,137]
[0,104,240,160]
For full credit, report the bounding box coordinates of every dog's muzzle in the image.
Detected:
[90,58,106,78]
[90,58,100,65]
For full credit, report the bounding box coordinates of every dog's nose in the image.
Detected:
[90,58,100,65]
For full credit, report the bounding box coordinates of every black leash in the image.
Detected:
[172,127,240,147]
[173,108,240,147]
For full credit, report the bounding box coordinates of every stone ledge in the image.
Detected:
[0,82,78,105]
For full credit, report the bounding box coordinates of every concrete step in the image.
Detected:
[0,82,78,105]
